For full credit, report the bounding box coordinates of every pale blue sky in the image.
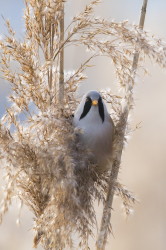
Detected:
[0,0,24,34]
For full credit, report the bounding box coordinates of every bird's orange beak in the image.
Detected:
[92,100,98,106]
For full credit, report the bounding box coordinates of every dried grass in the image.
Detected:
[0,0,166,249]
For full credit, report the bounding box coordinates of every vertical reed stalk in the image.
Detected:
[96,1,149,249]
[59,4,64,105]
[48,23,55,104]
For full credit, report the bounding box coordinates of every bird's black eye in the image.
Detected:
[98,97,105,122]
[80,96,92,120]
[86,97,91,102]
[98,97,102,102]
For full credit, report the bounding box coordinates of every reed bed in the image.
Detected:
[0,0,166,249]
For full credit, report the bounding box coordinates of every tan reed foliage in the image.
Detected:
[0,0,166,249]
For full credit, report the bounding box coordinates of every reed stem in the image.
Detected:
[96,1,149,249]
[59,4,64,105]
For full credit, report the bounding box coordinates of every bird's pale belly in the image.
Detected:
[80,123,113,169]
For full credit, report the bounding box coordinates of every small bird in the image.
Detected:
[73,90,114,172]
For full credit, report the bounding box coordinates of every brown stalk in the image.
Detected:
[96,0,149,249]
[48,23,55,104]
[59,4,65,105]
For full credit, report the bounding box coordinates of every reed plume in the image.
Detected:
[0,0,166,249]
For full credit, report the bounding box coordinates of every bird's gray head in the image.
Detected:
[79,90,105,122]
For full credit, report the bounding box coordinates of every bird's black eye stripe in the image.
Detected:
[98,97,105,122]
[79,97,92,120]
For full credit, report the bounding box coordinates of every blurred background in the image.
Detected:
[0,0,166,249]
